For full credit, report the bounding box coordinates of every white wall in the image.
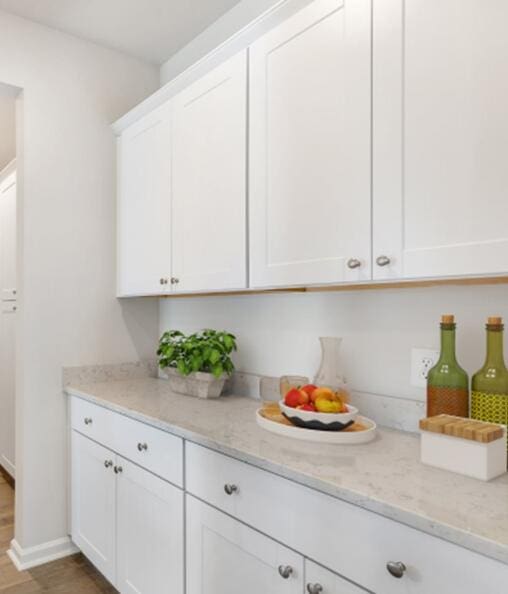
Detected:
[0,9,159,552]
[160,284,508,402]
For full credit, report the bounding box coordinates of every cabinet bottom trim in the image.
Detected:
[7,536,79,571]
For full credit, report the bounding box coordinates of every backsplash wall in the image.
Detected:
[159,284,508,404]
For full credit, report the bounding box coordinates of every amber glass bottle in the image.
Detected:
[426,315,469,417]
[471,318,508,442]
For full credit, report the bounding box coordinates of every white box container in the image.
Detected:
[420,427,507,481]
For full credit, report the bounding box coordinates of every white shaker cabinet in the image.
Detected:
[71,431,117,584]
[71,429,184,594]
[117,102,172,296]
[249,0,372,288]
[171,51,247,292]
[373,0,508,280]
[116,457,184,594]
[186,495,304,594]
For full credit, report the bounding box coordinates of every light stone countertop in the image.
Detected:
[66,377,508,565]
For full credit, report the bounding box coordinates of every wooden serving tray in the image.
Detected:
[256,403,376,444]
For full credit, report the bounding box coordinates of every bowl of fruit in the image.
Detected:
[280,385,358,431]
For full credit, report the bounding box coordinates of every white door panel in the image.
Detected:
[250,0,372,287]
[117,102,172,296]
[172,51,247,292]
[373,0,508,279]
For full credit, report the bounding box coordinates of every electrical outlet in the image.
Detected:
[411,348,440,388]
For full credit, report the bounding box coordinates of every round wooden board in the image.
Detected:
[256,409,377,444]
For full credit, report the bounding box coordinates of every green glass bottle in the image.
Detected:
[471,317,508,447]
[426,315,469,417]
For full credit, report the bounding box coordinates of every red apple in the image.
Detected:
[301,384,318,398]
[284,388,302,408]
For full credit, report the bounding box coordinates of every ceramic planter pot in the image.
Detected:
[164,367,227,399]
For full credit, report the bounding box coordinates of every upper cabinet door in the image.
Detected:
[117,102,172,296]
[249,0,372,288]
[171,51,247,292]
[373,0,508,280]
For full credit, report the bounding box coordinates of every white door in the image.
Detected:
[305,560,368,594]
[186,495,303,594]
[0,170,16,477]
[117,102,172,296]
[373,0,508,280]
[249,0,372,288]
[71,431,116,584]
[116,457,184,594]
[171,51,247,292]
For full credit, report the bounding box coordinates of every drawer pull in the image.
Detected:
[307,585,323,594]
[104,460,113,469]
[224,484,238,495]
[376,255,391,267]
[137,442,148,452]
[84,417,93,425]
[278,565,293,580]
[347,258,361,269]
[114,465,123,474]
[386,561,406,578]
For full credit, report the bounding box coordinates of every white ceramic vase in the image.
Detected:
[314,337,346,390]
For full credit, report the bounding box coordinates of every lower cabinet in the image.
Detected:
[71,431,184,594]
[186,495,304,594]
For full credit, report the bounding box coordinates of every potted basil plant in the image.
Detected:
[157,329,237,398]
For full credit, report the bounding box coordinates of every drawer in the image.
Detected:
[305,560,368,594]
[186,443,508,594]
[113,413,183,487]
[71,396,117,452]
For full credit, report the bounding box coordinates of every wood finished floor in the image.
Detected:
[0,474,117,593]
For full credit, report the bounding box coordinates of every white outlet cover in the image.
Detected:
[411,348,440,388]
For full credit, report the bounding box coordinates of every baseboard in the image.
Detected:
[1,455,15,480]
[0,463,15,488]
[7,536,79,571]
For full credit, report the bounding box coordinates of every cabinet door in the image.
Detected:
[0,171,16,477]
[171,51,247,292]
[249,0,372,288]
[117,457,184,594]
[117,102,172,296]
[71,431,116,584]
[186,495,303,594]
[305,561,368,594]
[373,0,508,280]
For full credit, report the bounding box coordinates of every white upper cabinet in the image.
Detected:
[373,0,508,280]
[171,51,247,292]
[117,102,172,296]
[249,0,372,288]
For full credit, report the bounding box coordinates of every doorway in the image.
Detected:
[0,81,19,484]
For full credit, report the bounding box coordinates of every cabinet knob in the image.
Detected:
[386,561,406,578]
[224,484,238,496]
[159,278,165,285]
[170,277,180,285]
[84,417,93,425]
[376,255,391,267]
[114,465,123,474]
[104,460,113,469]
[347,258,362,269]
[278,565,293,580]
[137,442,148,452]
[307,585,324,594]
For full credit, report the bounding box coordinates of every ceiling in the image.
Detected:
[0,0,243,64]
[0,84,17,173]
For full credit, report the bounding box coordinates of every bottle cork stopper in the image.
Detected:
[488,316,503,325]
[441,315,455,324]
